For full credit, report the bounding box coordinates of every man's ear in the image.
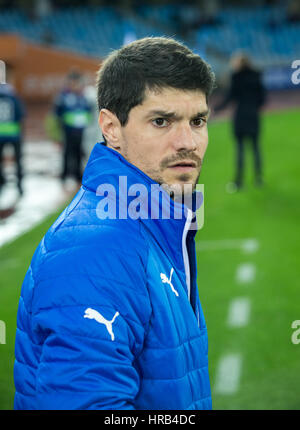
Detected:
[99,109,122,149]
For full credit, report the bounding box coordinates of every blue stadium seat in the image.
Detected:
[0,4,298,66]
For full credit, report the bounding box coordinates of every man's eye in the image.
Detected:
[192,117,206,127]
[152,118,169,127]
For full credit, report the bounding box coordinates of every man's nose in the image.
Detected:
[171,123,197,152]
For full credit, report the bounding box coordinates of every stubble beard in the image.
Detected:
[122,141,202,202]
[145,166,201,203]
[160,172,201,202]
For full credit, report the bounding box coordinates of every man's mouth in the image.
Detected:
[167,160,197,172]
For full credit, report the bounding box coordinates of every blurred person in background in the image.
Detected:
[53,70,92,185]
[214,52,265,191]
[0,67,25,196]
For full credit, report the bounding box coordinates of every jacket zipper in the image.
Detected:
[182,208,193,302]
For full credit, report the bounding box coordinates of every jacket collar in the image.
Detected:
[82,143,202,268]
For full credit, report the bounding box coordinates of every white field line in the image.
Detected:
[214,353,242,395]
[196,238,259,254]
[0,177,63,248]
[0,176,76,248]
[0,140,75,249]
[212,237,257,396]
[236,263,256,284]
[227,297,251,328]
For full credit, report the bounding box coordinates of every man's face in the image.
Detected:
[105,87,209,196]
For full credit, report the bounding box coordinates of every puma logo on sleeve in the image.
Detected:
[84,308,119,341]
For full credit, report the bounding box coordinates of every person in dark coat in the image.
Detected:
[214,53,265,189]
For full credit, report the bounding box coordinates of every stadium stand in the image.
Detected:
[0,3,299,69]
[0,6,163,58]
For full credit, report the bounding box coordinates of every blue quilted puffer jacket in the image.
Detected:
[14,143,212,410]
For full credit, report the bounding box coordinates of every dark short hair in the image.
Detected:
[97,37,216,129]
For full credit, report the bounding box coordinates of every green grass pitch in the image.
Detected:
[0,108,299,409]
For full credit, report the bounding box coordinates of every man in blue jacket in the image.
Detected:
[14,37,216,410]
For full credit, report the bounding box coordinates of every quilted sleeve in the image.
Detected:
[29,224,151,410]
